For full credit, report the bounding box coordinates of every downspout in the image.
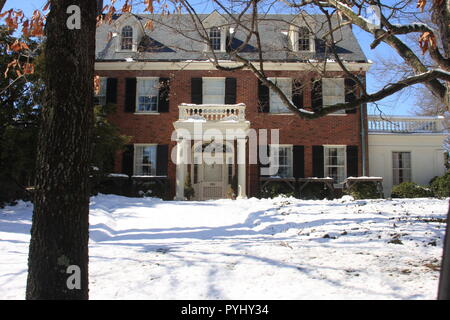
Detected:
[360,102,367,176]
[359,74,367,176]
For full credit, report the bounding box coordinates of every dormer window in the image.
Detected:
[298,27,310,51]
[209,27,221,51]
[121,25,133,50]
[289,23,315,52]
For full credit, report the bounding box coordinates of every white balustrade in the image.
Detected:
[178,103,246,122]
[368,115,445,133]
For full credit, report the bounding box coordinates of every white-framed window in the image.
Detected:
[270,145,293,178]
[203,77,225,104]
[94,77,107,106]
[209,27,221,51]
[121,25,133,51]
[136,78,159,112]
[323,78,345,114]
[289,25,315,52]
[392,152,412,185]
[298,27,310,51]
[269,78,292,113]
[324,146,346,183]
[134,144,157,176]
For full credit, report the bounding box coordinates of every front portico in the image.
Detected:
[173,103,250,200]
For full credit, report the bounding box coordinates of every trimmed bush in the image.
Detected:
[391,182,434,198]
[344,181,381,199]
[299,182,331,200]
[259,181,295,198]
[430,171,450,198]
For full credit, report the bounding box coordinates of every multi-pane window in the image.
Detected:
[134,145,157,176]
[298,27,310,51]
[137,78,159,112]
[324,146,346,183]
[209,27,221,51]
[392,152,411,185]
[203,77,225,104]
[269,78,292,113]
[270,145,293,178]
[322,78,345,114]
[121,26,133,50]
[94,77,107,106]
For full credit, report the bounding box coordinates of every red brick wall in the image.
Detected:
[97,68,367,198]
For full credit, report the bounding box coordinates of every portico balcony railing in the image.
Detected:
[178,103,246,122]
[368,115,446,133]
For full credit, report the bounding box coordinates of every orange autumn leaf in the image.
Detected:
[419,31,437,54]
[121,0,132,13]
[144,20,154,30]
[23,63,35,75]
[417,0,427,12]
[94,75,101,95]
[144,0,154,13]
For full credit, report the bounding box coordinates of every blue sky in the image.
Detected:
[4,0,425,116]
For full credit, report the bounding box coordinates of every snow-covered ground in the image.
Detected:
[0,195,448,299]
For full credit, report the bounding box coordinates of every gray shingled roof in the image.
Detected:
[95,13,367,63]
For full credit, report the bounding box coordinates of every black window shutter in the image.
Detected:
[106,78,118,104]
[258,80,270,112]
[345,78,357,114]
[312,145,324,178]
[122,144,134,176]
[225,77,237,104]
[124,78,137,113]
[191,78,203,104]
[293,145,305,178]
[346,145,359,178]
[156,144,169,176]
[311,79,322,112]
[292,80,303,109]
[158,77,170,113]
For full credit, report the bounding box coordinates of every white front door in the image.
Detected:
[202,162,224,199]
[191,142,234,200]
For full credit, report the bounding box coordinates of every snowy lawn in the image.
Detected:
[0,194,448,299]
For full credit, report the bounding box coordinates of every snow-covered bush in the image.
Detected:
[391,182,434,198]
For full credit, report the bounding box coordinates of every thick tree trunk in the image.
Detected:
[26,0,96,300]
[0,0,6,13]
[432,2,450,60]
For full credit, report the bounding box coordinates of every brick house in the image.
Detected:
[94,12,375,200]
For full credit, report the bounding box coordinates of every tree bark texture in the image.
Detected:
[0,0,6,13]
[26,0,96,299]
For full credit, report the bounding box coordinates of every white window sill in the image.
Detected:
[326,113,347,116]
[134,112,160,115]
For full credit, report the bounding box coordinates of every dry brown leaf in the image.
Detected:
[144,20,154,30]
[121,0,132,13]
[94,75,101,95]
[23,63,35,75]
[417,0,427,12]
[419,31,437,55]
[144,0,154,13]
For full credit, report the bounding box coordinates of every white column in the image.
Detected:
[175,138,187,200]
[237,138,247,199]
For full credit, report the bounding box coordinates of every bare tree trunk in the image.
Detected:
[26,0,96,299]
[432,2,450,61]
[0,0,6,13]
